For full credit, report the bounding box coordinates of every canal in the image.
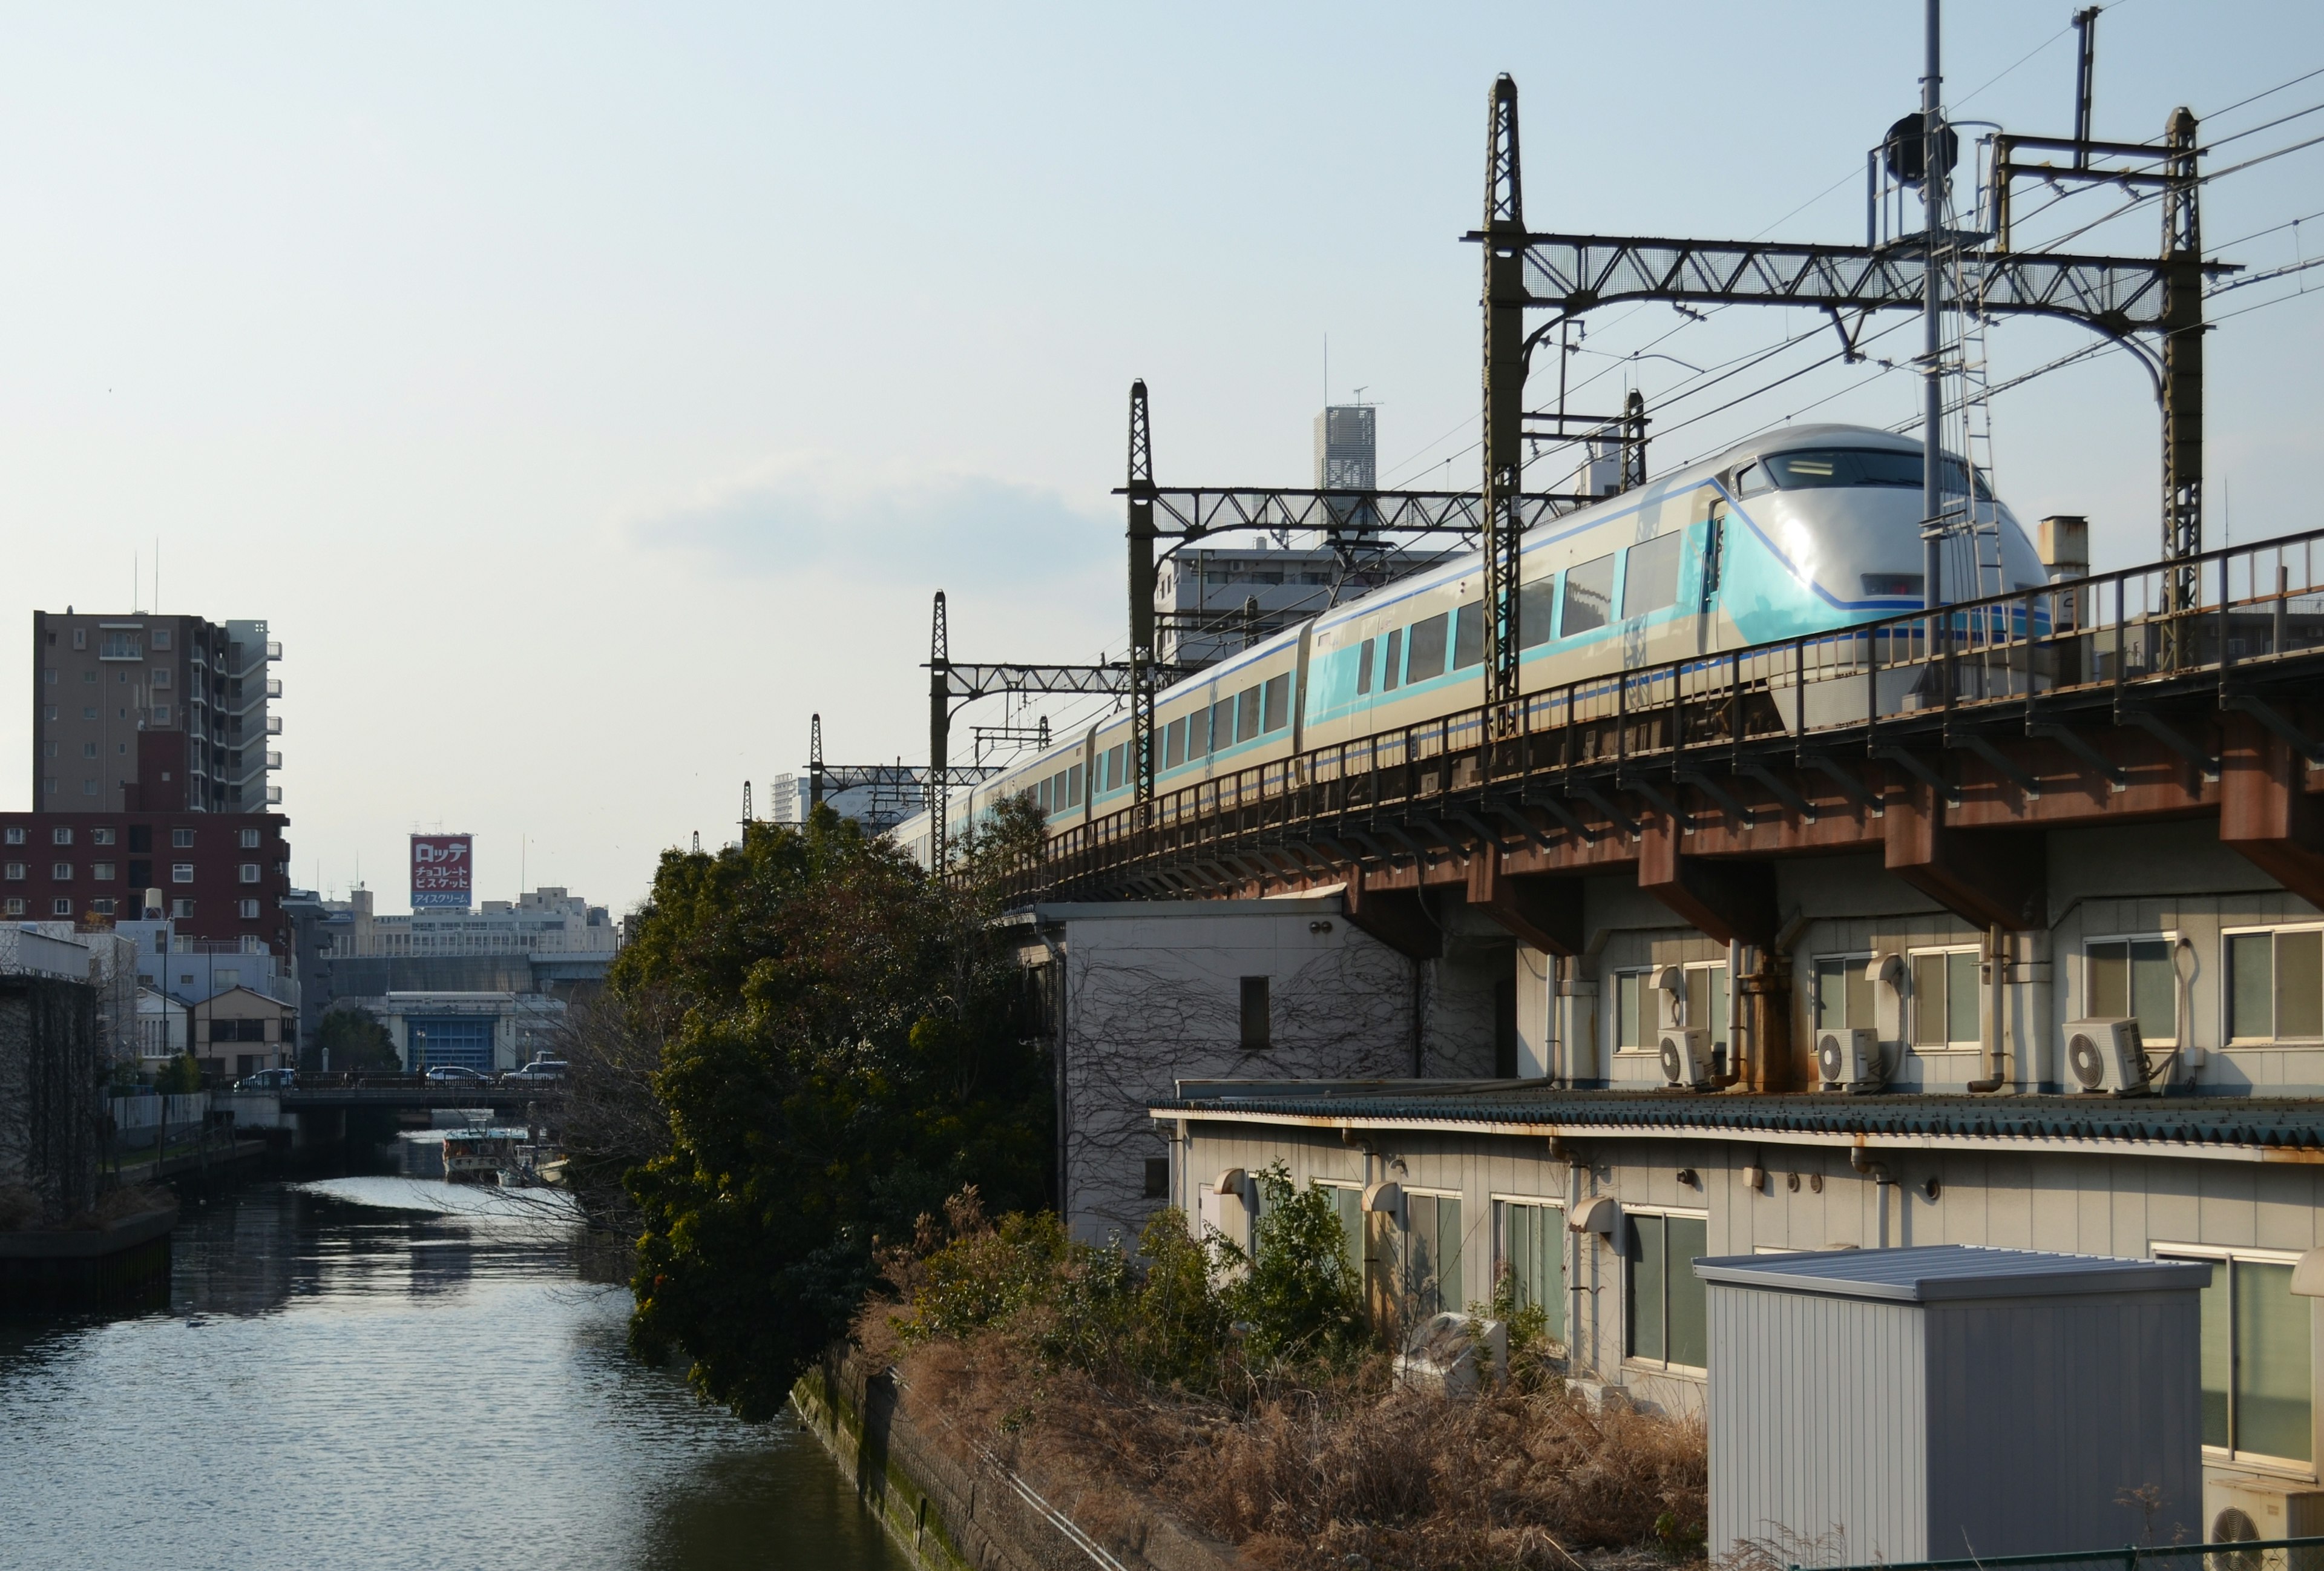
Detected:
[0,1174,905,1571]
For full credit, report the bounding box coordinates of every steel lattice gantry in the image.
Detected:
[1116,374,1594,815]
[1466,73,2237,682]
[924,589,1152,867]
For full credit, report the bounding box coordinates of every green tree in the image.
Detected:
[622,805,1053,1420]
[1222,1162,1365,1365]
[311,1006,398,1073]
[153,1052,202,1094]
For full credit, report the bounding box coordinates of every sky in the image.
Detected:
[2,2,2320,916]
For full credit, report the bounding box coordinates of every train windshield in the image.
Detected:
[1763,447,1990,499]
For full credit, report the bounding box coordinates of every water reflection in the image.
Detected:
[0,1175,902,1571]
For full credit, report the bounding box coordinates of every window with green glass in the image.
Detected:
[2228,929,2324,1042]
[1814,956,1874,1030]
[1331,1186,1364,1283]
[1498,1199,1566,1343]
[1911,950,1981,1047]
[1627,1212,1709,1370]
[2170,1250,2312,1463]
[1683,966,1728,1034]
[1406,1193,1463,1317]
[1616,971,1647,1050]
[2087,938,2177,1042]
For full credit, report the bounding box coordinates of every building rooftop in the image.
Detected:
[1152,1082,2324,1156]
[1692,1243,2213,1302]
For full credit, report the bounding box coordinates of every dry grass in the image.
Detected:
[879,1320,1707,1571]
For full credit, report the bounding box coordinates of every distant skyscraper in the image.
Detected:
[1313,404,1377,491]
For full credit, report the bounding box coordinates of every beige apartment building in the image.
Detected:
[31,610,280,815]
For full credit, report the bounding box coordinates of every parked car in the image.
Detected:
[502,1059,568,1084]
[424,1065,493,1084]
[232,1067,297,1092]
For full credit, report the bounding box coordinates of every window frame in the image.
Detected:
[1517,575,1558,649]
[2083,930,2184,1047]
[1399,1186,1465,1320]
[1560,553,1615,637]
[1611,967,1654,1054]
[1624,1203,1711,1374]
[1620,533,1686,621]
[1680,961,1730,1035]
[2155,1242,2315,1474]
[2224,922,2324,1046]
[1405,612,1449,683]
[1492,1193,1568,1346]
[1238,975,1270,1050]
[1811,951,1877,1033]
[1907,944,1984,1052]
[1451,598,1485,670]
[171,863,195,884]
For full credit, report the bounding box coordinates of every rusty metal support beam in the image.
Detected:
[2220,715,2324,910]
[1343,877,1443,961]
[1466,848,1584,957]
[1883,780,2047,931]
[1636,815,1777,948]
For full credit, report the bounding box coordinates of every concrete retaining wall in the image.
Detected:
[790,1346,1239,1571]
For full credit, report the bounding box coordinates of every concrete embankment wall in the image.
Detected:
[790,1347,1238,1571]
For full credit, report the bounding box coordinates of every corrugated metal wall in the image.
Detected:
[1709,1284,1928,1564]
[1923,1292,2202,1555]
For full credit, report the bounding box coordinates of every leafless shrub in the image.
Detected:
[551,992,671,1240]
[890,1326,1707,1571]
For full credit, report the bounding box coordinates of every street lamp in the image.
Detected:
[412,1026,427,1078]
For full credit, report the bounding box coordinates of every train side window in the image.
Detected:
[1735,463,1772,499]
[1038,776,1052,814]
[1356,637,1375,696]
[1702,505,1725,601]
[1407,613,1449,682]
[1382,628,1404,691]
[1561,554,1615,636]
[1188,706,1211,760]
[1452,598,1485,670]
[1519,576,1558,648]
[1164,718,1186,769]
[1107,744,1125,790]
[1622,535,1684,619]
[1067,765,1082,807]
[1212,696,1237,752]
[1261,674,1290,733]
[1236,686,1261,742]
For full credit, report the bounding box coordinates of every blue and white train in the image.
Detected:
[893,424,2047,865]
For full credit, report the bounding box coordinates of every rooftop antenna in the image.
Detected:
[740,780,752,841]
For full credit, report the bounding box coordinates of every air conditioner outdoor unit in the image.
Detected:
[2204,1476,2324,1559]
[2066,1018,2150,1095]
[1659,1027,1713,1090]
[1817,1027,1882,1091]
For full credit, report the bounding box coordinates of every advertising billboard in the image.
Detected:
[410,834,474,911]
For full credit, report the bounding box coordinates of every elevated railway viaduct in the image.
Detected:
[1009,526,2324,1093]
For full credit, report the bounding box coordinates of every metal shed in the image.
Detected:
[1696,1245,2210,1564]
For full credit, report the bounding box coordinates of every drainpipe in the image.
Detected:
[1709,938,1750,1089]
[1040,927,1069,1218]
[1969,924,2007,1092]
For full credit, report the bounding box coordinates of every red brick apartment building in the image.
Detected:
[0,811,292,952]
